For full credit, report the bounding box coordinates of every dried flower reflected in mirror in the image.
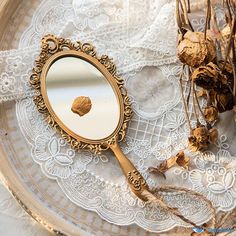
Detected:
[71,96,92,117]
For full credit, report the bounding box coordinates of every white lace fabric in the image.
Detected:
[0,0,236,233]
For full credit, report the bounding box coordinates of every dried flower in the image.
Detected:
[218,60,234,90]
[175,151,190,169]
[220,24,236,56]
[203,105,218,122]
[177,31,216,68]
[71,96,92,116]
[209,128,218,143]
[218,60,233,75]
[188,125,210,152]
[216,93,234,113]
[148,151,190,178]
[221,24,236,43]
[192,126,209,142]
[221,24,231,38]
[191,62,229,93]
[197,88,208,98]
[148,166,166,179]
[188,125,219,152]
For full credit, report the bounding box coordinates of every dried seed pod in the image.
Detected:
[203,105,218,123]
[177,31,216,68]
[191,62,228,93]
[71,96,92,116]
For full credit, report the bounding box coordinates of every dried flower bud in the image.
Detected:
[209,128,218,143]
[177,31,216,68]
[203,105,218,123]
[216,93,234,113]
[71,96,92,116]
[191,62,228,93]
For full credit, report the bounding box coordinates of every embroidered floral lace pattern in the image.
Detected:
[0,47,39,103]
[0,0,235,233]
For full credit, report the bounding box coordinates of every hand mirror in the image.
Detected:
[30,35,149,201]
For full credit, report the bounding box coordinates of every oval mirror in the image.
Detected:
[46,56,120,140]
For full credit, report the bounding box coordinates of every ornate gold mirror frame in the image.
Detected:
[30,34,131,153]
[30,35,149,200]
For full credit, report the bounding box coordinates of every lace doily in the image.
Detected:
[0,0,235,233]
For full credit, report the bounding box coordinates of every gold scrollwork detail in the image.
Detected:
[127,170,148,191]
[30,34,132,154]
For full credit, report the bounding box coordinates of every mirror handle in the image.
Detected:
[110,141,150,201]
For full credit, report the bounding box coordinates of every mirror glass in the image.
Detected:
[46,56,120,140]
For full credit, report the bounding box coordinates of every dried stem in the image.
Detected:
[182,0,190,26]
[231,17,236,97]
[216,210,235,229]
[223,17,236,70]
[177,0,194,32]
[176,0,184,35]
[204,0,211,40]
[186,80,192,107]
[232,39,236,97]
[225,0,233,23]
[193,82,212,127]
[187,0,190,13]
[179,66,193,132]
[191,79,200,125]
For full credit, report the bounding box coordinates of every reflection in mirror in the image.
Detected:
[46,56,120,140]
